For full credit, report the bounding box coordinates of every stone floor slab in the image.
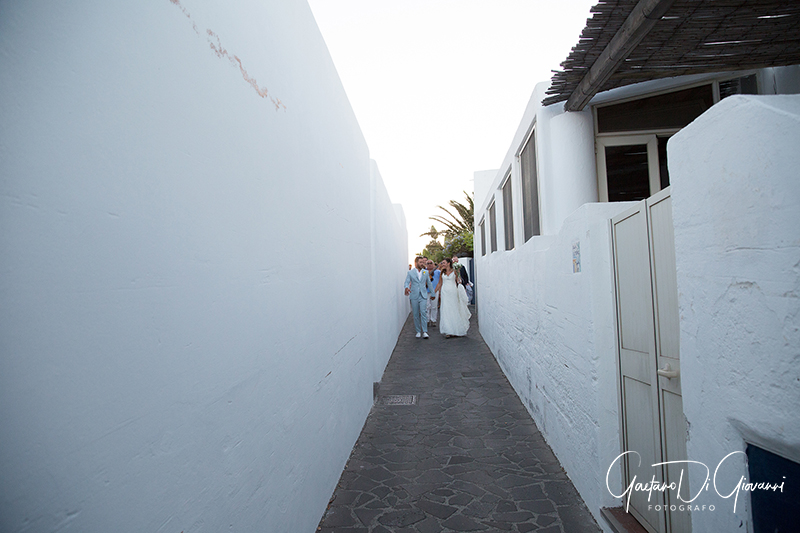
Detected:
[317,311,601,532]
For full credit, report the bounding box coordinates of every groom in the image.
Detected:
[404,256,435,339]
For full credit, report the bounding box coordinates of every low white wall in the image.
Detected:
[476,202,633,528]
[0,1,407,532]
[670,95,800,532]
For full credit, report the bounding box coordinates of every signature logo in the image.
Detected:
[606,451,785,513]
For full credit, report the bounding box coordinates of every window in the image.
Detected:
[596,78,763,203]
[519,129,540,241]
[605,144,651,202]
[479,219,486,256]
[599,135,673,201]
[657,135,670,190]
[597,135,662,203]
[597,84,714,133]
[488,201,498,253]
[719,74,758,100]
[595,85,716,203]
[502,174,514,250]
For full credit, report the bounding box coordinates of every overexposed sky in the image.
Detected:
[307,0,597,261]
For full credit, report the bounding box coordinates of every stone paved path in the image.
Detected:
[318,310,601,533]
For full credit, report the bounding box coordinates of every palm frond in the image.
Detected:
[419,225,440,239]
[429,215,462,235]
[426,191,474,240]
[434,205,464,227]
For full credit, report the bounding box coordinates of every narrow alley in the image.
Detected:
[318,310,601,533]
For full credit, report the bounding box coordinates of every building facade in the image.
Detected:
[474,67,800,532]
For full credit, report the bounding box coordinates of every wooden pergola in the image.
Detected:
[544,0,800,111]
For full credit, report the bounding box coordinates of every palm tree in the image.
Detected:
[425,191,474,238]
[419,225,440,240]
[417,191,474,258]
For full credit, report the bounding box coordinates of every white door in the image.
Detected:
[646,188,690,533]
[611,187,688,533]
[611,201,666,533]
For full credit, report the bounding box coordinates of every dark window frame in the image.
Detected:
[502,173,514,250]
[519,127,540,241]
[488,201,498,253]
[479,218,486,256]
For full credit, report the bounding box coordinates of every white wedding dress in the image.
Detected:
[438,272,471,336]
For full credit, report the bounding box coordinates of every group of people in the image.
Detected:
[404,255,472,339]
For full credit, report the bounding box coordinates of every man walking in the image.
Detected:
[404,256,435,339]
[425,259,441,328]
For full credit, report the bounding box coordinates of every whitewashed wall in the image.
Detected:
[0,1,407,532]
[476,75,800,532]
[474,82,597,244]
[476,203,628,528]
[669,95,800,532]
[370,160,411,383]
[473,169,499,221]
[474,84,629,529]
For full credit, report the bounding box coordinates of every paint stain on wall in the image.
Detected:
[170,0,286,111]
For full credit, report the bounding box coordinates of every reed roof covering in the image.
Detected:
[544,0,800,110]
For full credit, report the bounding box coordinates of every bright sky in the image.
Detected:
[306,0,597,262]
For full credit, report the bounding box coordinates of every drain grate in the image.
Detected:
[461,371,484,378]
[380,394,418,406]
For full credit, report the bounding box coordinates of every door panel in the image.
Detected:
[612,203,666,533]
[662,389,691,533]
[647,189,689,532]
[612,188,688,533]
[648,192,680,361]
[614,210,654,354]
[623,377,664,532]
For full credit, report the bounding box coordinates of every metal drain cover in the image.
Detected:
[381,395,418,405]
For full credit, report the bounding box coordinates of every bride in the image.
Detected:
[435,258,471,337]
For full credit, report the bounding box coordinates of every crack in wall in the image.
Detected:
[170,0,286,111]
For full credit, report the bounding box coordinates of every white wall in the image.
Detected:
[476,202,631,529]
[669,94,800,532]
[475,69,800,532]
[370,160,411,382]
[0,1,407,532]
[473,169,499,219]
[473,82,622,530]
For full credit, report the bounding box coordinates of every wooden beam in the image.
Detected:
[565,0,677,112]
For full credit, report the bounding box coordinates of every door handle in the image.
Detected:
[657,363,679,379]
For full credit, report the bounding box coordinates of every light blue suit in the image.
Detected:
[404,268,435,334]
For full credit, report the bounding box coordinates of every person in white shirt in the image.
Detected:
[425,259,441,328]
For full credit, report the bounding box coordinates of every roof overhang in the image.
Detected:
[545,0,800,111]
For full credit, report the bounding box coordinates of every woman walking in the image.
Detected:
[435,258,471,337]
